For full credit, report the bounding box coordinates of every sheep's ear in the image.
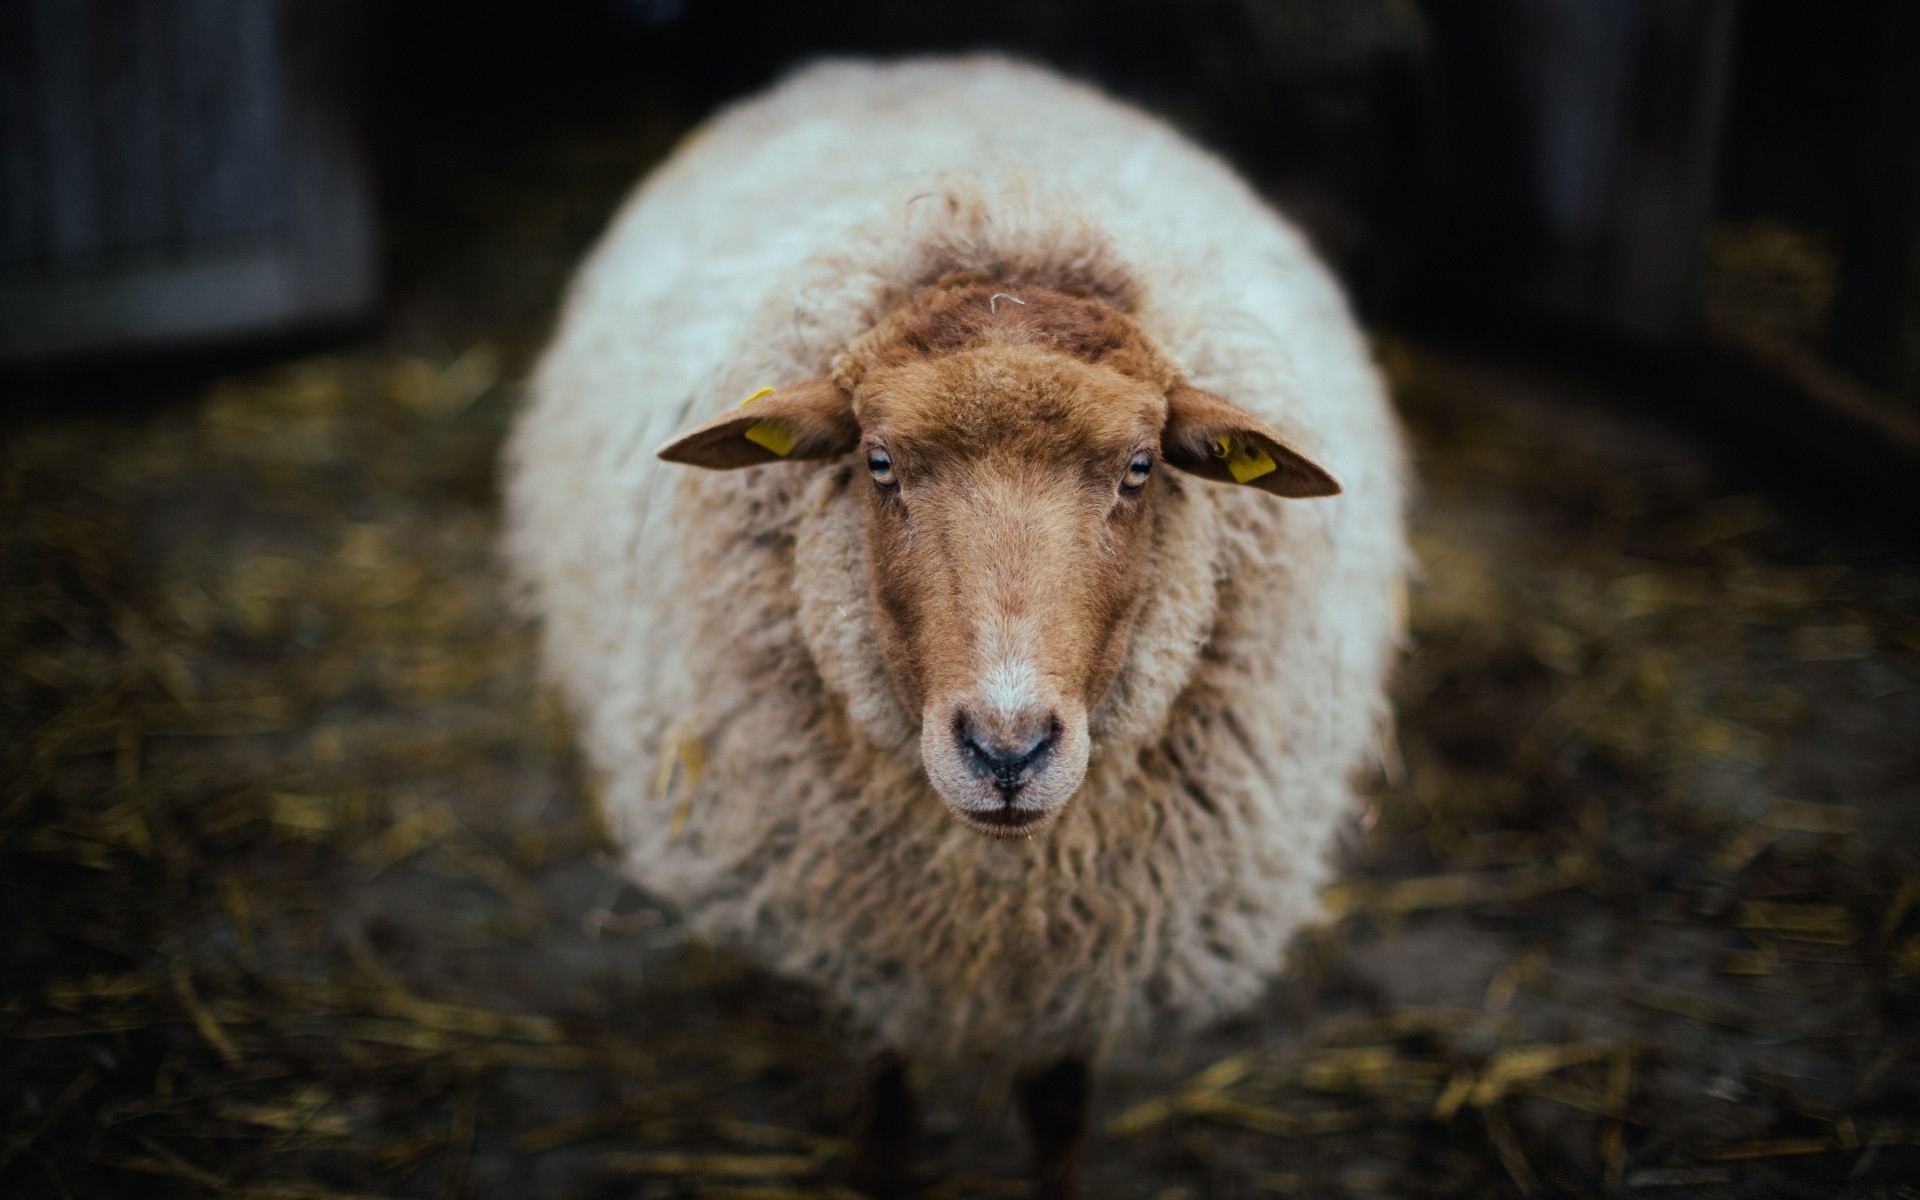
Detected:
[1160,385,1341,497]
[657,377,858,468]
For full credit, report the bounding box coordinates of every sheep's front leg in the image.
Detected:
[1018,1057,1090,1200]
[846,1051,918,1198]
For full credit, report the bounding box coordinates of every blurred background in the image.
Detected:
[3,2,1917,1198]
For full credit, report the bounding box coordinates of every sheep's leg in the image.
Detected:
[846,1051,918,1198]
[1018,1056,1090,1200]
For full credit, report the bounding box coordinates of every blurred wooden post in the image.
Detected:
[0,0,377,364]
[1420,0,1738,340]
[1602,0,1739,339]
[1826,0,1920,393]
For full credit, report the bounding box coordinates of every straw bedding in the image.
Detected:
[3,116,1917,1200]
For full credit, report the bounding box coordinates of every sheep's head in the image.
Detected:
[659,279,1339,836]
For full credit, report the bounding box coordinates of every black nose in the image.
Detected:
[955,714,1057,792]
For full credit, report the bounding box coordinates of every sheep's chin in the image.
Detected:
[918,707,1092,839]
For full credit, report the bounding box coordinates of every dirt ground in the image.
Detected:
[4,106,1918,1200]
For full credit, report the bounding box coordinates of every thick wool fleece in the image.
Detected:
[504,57,1407,1068]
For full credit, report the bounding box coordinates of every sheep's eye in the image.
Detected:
[867,449,898,489]
[1121,453,1153,492]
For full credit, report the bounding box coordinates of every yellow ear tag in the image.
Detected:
[1210,434,1277,484]
[743,422,796,456]
[735,388,794,455]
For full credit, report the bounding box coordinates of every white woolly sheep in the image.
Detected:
[504,56,1406,1198]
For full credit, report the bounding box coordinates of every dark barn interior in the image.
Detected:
[3,2,1918,1198]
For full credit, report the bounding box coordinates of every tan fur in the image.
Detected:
[852,295,1163,834]
[504,58,1408,1067]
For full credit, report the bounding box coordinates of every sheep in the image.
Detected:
[504,56,1407,1198]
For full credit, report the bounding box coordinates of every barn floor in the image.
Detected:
[4,106,1918,1200]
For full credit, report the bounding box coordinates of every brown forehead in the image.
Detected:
[859,280,1166,379]
[854,346,1165,460]
[845,280,1174,460]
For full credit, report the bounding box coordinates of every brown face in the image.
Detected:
[657,279,1342,837]
[854,345,1166,834]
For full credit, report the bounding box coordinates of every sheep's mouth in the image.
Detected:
[946,799,1062,838]
[970,804,1048,831]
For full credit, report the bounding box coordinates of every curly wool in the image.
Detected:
[504,57,1407,1067]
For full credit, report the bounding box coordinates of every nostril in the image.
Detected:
[954,712,1058,790]
[966,731,1044,769]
